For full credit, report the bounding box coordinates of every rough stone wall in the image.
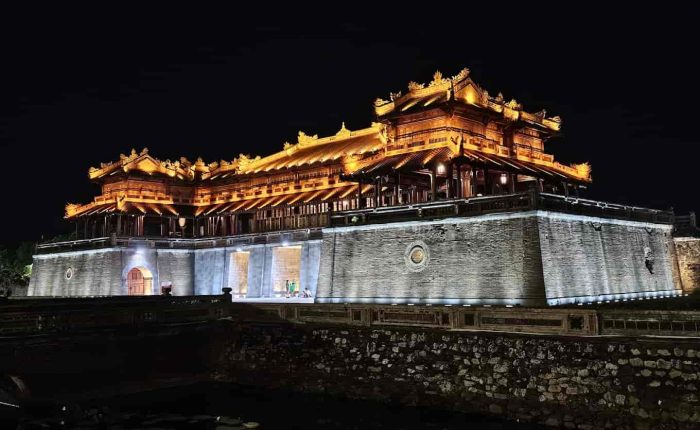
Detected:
[317,213,546,305]
[538,213,677,305]
[245,247,266,298]
[675,238,700,293]
[156,250,194,296]
[220,322,700,429]
[29,249,122,296]
[194,249,226,295]
[301,241,322,296]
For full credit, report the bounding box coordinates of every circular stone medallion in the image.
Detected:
[65,267,74,280]
[404,241,430,272]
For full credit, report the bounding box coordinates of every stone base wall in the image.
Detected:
[675,238,700,293]
[316,213,546,305]
[538,212,677,305]
[29,241,321,298]
[29,249,123,296]
[28,248,196,296]
[29,211,679,303]
[316,211,678,306]
[220,322,700,429]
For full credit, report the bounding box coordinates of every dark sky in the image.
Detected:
[1,5,698,245]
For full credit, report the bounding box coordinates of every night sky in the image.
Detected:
[1,6,698,245]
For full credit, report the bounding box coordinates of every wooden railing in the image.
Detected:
[0,294,231,336]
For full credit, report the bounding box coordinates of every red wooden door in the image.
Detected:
[127,268,145,295]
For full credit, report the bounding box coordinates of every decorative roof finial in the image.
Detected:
[429,70,447,87]
[336,122,351,137]
[297,131,318,145]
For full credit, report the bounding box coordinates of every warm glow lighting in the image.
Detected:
[68,69,592,225]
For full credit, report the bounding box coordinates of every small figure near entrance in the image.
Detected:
[302,287,312,298]
[284,279,299,298]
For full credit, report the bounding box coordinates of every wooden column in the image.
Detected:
[375,177,381,208]
[397,173,402,204]
[446,162,453,199]
[484,168,490,195]
[456,163,462,199]
[470,168,477,197]
[563,181,569,197]
[358,178,363,208]
[510,174,516,193]
[430,165,437,201]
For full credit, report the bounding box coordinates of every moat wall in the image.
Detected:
[220,321,700,430]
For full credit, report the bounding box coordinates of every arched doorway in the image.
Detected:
[126,267,153,295]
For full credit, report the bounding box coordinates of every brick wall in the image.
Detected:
[29,249,122,296]
[156,250,195,296]
[317,213,546,305]
[315,212,678,306]
[538,213,677,304]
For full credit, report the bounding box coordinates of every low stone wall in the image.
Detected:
[675,238,700,293]
[219,321,700,429]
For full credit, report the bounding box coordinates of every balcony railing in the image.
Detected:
[38,191,674,254]
[329,191,674,228]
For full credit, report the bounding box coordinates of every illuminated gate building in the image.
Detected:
[29,69,686,305]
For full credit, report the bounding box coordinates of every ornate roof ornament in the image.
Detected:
[549,115,562,123]
[495,92,504,103]
[407,81,424,91]
[451,68,470,81]
[573,162,591,179]
[429,70,448,87]
[374,97,389,107]
[236,153,261,170]
[335,122,351,138]
[297,131,318,145]
[389,91,402,101]
[506,99,522,110]
[208,161,219,169]
[65,203,80,217]
[283,141,294,150]
[535,109,547,119]
[140,147,149,155]
[123,149,138,162]
[220,159,230,166]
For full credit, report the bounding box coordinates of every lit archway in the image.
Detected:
[126,267,153,296]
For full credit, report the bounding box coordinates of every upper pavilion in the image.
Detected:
[66,68,591,238]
